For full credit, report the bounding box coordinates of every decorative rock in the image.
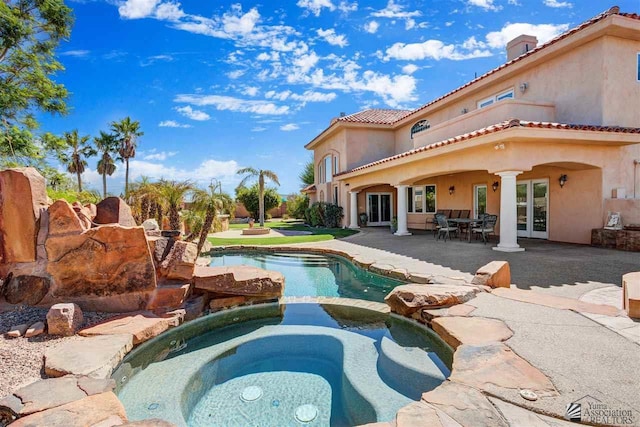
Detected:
[210,295,251,310]
[72,201,93,229]
[79,312,181,345]
[4,275,50,305]
[48,200,86,235]
[422,381,508,427]
[447,303,476,316]
[385,284,481,316]
[471,261,511,289]
[147,282,191,310]
[7,324,28,338]
[46,303,83,336]
[158,240,198,281]
[9,392,127,427]
[449,343,559,398]
[396,401,461,427]
[25,321,46,338]
[194,265,285,297]
[46,225,156,300]
[0,167,48,263]
[431,316,513,349]
[45,334,133,379]
[519,389,538,401]
[182,295,206,322]
[94,197,137,227]
[142,218,160,231]
[84,203,97,220]
[0,375,115,416]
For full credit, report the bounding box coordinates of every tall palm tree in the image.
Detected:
[192,185,233,253]
[94,131,118,198]
[111,117,143,197]
[59,130,95,192]
[156,179,193,231]
[236,167,280,227]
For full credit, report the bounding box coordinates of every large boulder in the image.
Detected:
[46,225,156,299]
[4,275,50,305]
[157,240,198,280]
[385,284,481,316]
[48,200,87,235]
[94,197,136,227]
[471,261,511,289]
[0,167,48,263]
[193,265,285,297]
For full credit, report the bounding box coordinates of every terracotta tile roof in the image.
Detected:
[335,109,413,125]
[337,119,640,175]
[301,184,316,193]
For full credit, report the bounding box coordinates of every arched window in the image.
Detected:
[410,119,430,139]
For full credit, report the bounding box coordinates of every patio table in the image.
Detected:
[449,218,482,242]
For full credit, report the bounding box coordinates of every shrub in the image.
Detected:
[287,193,309,219]
[235,184,280,219]
[307,202,343,228]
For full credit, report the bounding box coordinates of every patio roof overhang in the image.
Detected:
[334,120,640,181]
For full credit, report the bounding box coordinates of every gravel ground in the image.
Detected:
[0,304,120,398]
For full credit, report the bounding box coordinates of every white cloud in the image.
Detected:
[467,0,502,11]
[175,94,290,115]
[296,0,336,16]
[293,51,319,73]
[371,0,421,19]
[337,1,357,13]
[543,0,572,8]
[364,20,379,34]
[59,50,91,57]
[485,22,569,48]
[154,2,184,20]
[222,4,260,34]
[158,120,192,128]
[118,0,161,19]
[143,151,178,160]
[140,54,173,66]
[280,123,300,131]
[402,64,418,74]
[175,105,211,121]
[241,86,259,96]
[227,69,246,79]
[317,28,348,47]
[384,39,492,61]
[252,126,268,132]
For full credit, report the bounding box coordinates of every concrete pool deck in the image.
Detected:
[213,229,640,425]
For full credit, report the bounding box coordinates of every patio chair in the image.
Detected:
[435,214,459,241]
[472,214,498,244]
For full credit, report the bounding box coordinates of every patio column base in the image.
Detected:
[394,231,412,236]
[493,245,525,252]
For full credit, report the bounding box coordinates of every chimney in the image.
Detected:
[506,35,538,61]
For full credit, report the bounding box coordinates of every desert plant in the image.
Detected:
[191,185,232,253]
[236,167,280,227]
[155,180,193,231]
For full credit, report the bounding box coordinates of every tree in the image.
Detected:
[236,184,280,222]
[287,193,309,219]
[0,1,73,136]
[236,167,280,227]
[155,180,193,231]
[111,117,143,197]
[192,186,232,253]
[57,130,95,192]
[129,176,156,223]
[299,156,315,187]
[94,131,118,198]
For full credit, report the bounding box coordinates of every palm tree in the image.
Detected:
[156,179,193,232]
[94,131,118,198]
[111,117,143,197]
[129,176,156,223]
[58,130,95,192]
[236,167,280,227]
[192,185,233,253]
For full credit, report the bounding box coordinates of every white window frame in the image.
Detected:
[473,184,487,218]
[637,52,640,82]
[333,156,339,175]
[477,88,514,109]
[324,155,332,183]
[333,185,339,205]
[407,185,437,214]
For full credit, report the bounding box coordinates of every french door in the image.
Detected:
[366,193,393,226]
[516,179,549,239]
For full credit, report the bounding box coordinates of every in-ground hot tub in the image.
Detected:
[114,303,452,426]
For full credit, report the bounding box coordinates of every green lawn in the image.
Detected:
[209,220,359,246]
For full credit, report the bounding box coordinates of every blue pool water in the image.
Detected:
[115,303,453,427]
[209,252,405,302]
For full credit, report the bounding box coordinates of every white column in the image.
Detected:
[394,185,412,236]
[349,191,360,229]
[493,171,525,252]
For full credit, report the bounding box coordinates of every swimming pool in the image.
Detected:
[209,252,405,302]
[115,303,452,426]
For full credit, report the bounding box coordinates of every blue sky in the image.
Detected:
[41,0,638,195]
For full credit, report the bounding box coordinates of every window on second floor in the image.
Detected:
[477,88,514,109]
[318,155,334,184]
[410,119,430,139]
[324,156,332,183]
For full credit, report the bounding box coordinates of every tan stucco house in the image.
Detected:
[304,7,640,252]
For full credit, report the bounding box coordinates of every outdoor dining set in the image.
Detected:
[429,209,498,243]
